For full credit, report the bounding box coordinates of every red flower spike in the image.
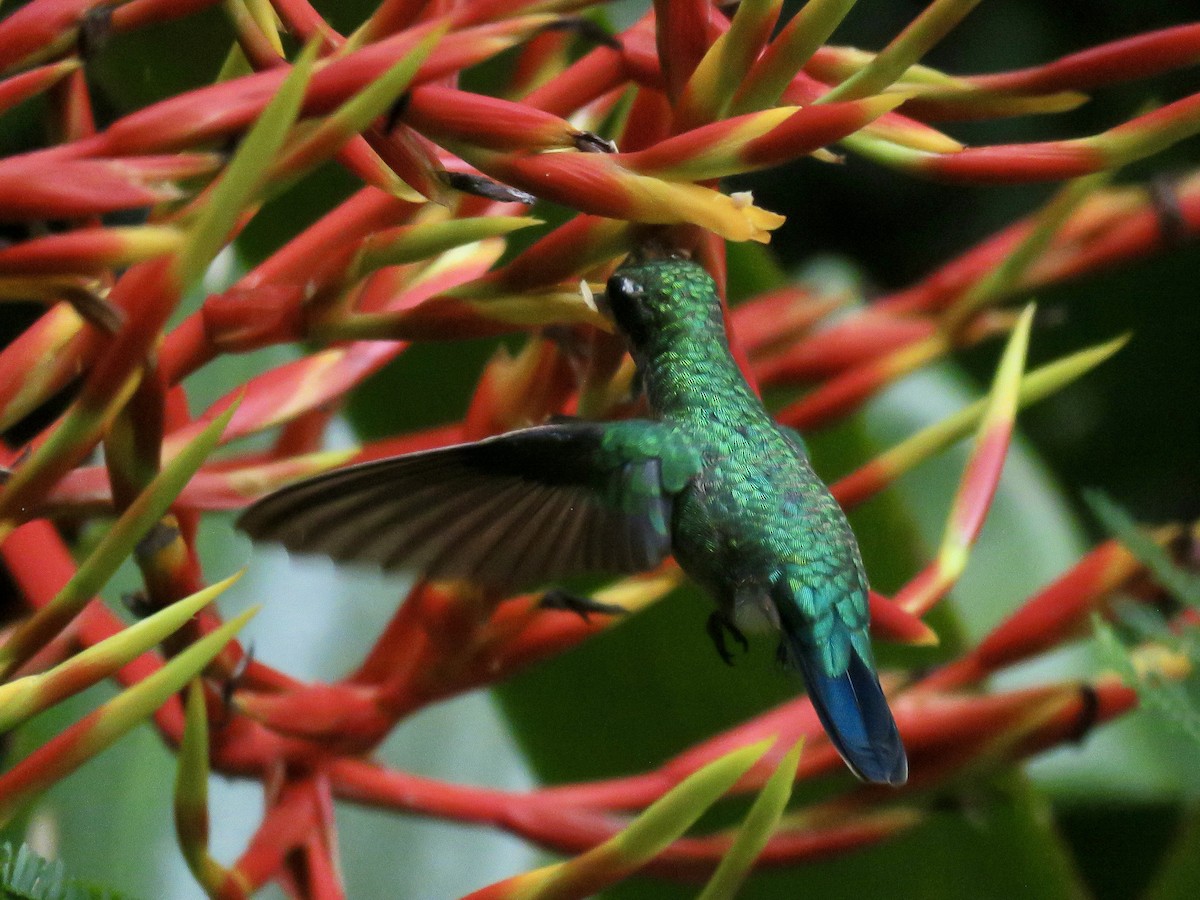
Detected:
[402,84,585,152]
[486,215,629,293]
[776,332,949,431]
[508,26,574,98]
[869,591,939,646]
[226,0,290,70]
[969,23,1200,95]
[894,307,1034,619]
[754,309,938,386]
[523,41,629,117]
[0,58,79,115]
[876,685,1081,789]
[644,807,925,875]
[234,683,392,748]
[0,225,183,276]
[653,0,715,104]
[0,304,95,433]
[731,284,845,359]
[675,0,783,129]
[453,147,784,243]
[162,342,404,458]
[618,98,903,181]
[352,0,428,45]
[230,777,324,897]
[110,0,222,33]
[462,339,575,438]
[0,259,178,536]
[0,0,105,72]
[0,156,190,220]
[927,534,1164,691]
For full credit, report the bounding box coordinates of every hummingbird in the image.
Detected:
[237,255,908,785]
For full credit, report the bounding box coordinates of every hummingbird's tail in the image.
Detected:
[780,624,908,786]
[794,644,908,785]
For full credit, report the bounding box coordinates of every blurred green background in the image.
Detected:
[1,1,1198,897]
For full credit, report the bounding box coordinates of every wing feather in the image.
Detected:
[237,423,680,591]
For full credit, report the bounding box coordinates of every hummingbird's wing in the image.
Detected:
[236,423,676,590]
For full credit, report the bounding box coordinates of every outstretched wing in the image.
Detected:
[236,423,677,590]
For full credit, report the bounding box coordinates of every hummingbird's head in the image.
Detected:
[604,257,720,349]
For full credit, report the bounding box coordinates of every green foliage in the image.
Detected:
[1087,490,1200,747]
[0,844,129,900]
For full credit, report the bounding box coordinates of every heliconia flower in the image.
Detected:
[0,225,184,276]
[174,680,235,896]
[2,2,1198,897]
[830,334,1128,510]
[674,0,783,127]
[0,402,236,676]
[753,310,939,385]
[0,607,255,826]
[619,96,906,181]
[162,344,401,458]
[275,27,446,180]
[401,84,591,152]
[965,22,1200,95]
[462,338,574,436]
[443,145,786,242]
[0,0,107,72]
[926,534,1160,691]
[0,155,198,219]
[0,57,79,113]
[0,577,236,732]
[868,592,940,646]
[731,284,846,360]
[869,93,1200,182]
[803,46,1088,121]
[0,303,92,433]
[894,307,1034,618]
[463,742,769,900]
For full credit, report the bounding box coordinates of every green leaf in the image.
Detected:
[697,741,801,900]
[1094,618,1200,747]
[0,841,135,899]
[1084,490,1200,609]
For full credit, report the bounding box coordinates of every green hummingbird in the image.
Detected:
[238,255,907,785]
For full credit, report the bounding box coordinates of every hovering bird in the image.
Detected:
[238,255,908,785]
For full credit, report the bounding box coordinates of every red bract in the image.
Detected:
[0,1,1197,897]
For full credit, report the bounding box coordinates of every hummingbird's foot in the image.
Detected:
[775,639,790,669]
[538,589,626,621]
[1149,174,1189,248]
[706,612,749,666]
[1069,683,1101,743]
[221,642,255,717]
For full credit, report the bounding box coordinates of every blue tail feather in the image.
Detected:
[788,636,908,786]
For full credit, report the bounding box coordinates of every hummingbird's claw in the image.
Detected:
[1069,683,1101,743]
[538,589,626,621]
[221,641,255,716]
[1149,175,1189,248]
[706,612,749,666]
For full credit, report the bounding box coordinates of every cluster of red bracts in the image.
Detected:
[0,0,1198,897]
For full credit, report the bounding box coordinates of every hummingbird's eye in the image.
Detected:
[604,273,650,341]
